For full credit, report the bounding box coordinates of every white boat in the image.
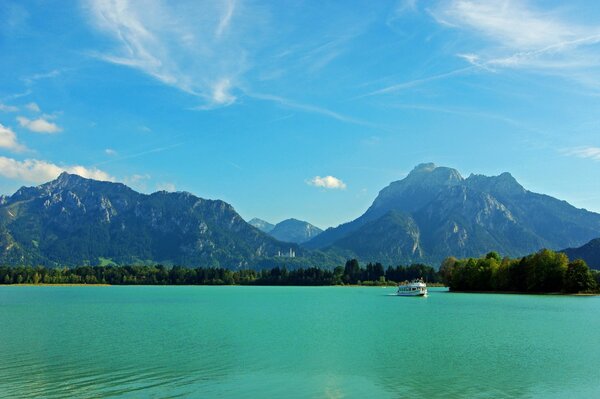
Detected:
[396,279,428,296]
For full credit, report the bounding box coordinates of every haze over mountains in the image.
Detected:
[0,164,599,269]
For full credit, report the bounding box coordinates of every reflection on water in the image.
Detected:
[0,286,599,398]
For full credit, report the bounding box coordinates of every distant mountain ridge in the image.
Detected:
[269,218,323,244]
[305,163,600,266]
[562,238,600,270]
[0,173,339,268]
[248,218,275,233]
[249,217,323,244]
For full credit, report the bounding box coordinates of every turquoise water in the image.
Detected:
[1,286,599,398]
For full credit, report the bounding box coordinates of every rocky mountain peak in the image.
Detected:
[466,172,526,197]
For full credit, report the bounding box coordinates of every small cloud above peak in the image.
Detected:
[307,175,347,190]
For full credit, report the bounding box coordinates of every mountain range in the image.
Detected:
[0,173,339,268]
[249,218,322,244]
[305,163,600,265]
[1,163,599,269]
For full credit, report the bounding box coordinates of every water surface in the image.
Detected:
[1,286,598,398]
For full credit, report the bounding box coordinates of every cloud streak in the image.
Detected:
[563,146,600,161]
[249,92,378,128]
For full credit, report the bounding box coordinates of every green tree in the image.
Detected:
[343,259,360,284]
[439,257,457,286]
[564,259,597,293]
[485,251,502,262]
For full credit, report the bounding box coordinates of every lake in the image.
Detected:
[0,286,599,398]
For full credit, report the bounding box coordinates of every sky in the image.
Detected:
[1,0,600,229]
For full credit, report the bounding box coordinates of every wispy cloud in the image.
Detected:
[25,102,40,112]
[105,148,117,156]
[0,156,113,183]
[307,175,347,190]
[0,103,19,112]
[124,173,151,191]
[0,124,28,153]
[22,69,63,85]
[562,146,600,161]
[95,142,185,166]
[17,116,62,134]
[249,92,377,128]
[430,0,600,80]
[85,0,253,108]
[361,66,474,97]
[156,181,176,192]
[215,0,235,38]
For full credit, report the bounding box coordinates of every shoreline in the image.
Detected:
[1,283,439,288]
[2,285,594,295]
[450,289,599,296]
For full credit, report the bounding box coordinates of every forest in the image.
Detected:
[440,249,599,294]
[0,260,440,286]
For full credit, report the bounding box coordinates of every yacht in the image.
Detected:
[396,279,427,296]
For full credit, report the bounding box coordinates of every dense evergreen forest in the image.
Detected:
[0,260,440,286]
[440,249,600,294]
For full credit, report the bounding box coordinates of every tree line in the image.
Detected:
[0,260,440,286]
[440,249,599,294]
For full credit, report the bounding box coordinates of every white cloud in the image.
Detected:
[563,146,600,161]
[25,102,40,112]
[307,175,347,190]
[86,0,251,108]
[0,103,19,112]
[156,182,176,192]
[17,116,62,133]
[211,78,236,106]
[0,124,27,153]
[0,156,114,183]
[105,148,117,156]
[431,1,600,73]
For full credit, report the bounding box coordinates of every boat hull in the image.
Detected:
[396,291,427,297]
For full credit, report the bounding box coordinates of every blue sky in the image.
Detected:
[1,0,600,228]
